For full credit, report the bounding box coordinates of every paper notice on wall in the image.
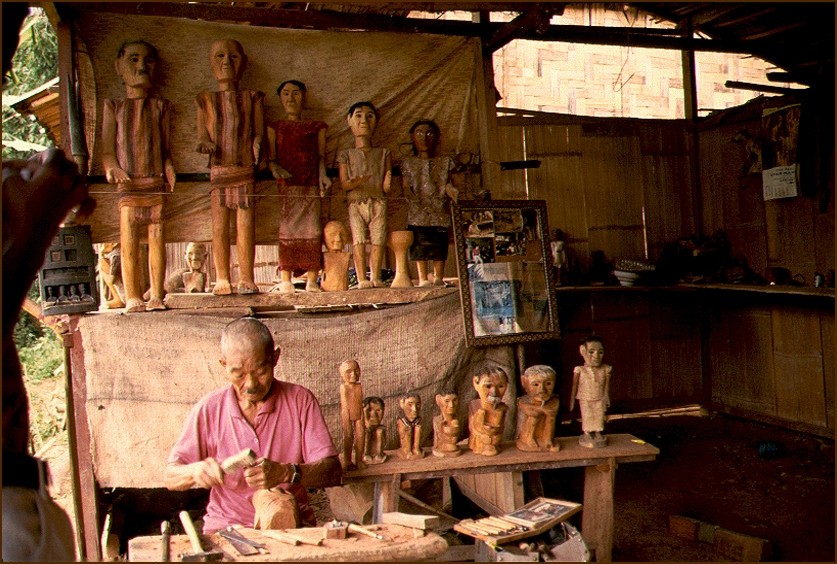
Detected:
[762,165,798,200]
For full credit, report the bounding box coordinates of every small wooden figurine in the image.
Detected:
[396,392,424,460]
[339,359,365,470]
[101,40,175,313]
[400,120,458,287]
[195,39,264,296]
[468,365,509,456]
[164,242,208,294]
[337,101,392,289]
[516,365,560,452]
[321,220,351,292]
[267,80,331,294]
[570,335,611,448]
[362,396,387,465]
[432,389,461,457]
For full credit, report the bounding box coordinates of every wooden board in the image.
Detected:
[128,524,447,562]
[343,434,659,483]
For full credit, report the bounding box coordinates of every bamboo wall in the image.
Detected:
[497,96,834,435]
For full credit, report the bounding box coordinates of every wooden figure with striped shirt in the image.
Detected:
[102,40,175,313]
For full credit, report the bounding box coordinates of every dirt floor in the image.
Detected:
[42,411,833,562]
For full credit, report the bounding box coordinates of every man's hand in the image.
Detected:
[191,458,225,489]
[243,457,291,490]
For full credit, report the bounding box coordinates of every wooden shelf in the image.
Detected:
[554,283,834,300]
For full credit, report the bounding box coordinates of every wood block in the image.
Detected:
[714,528,772,561]
[668,515,699,540]
[381,512,440,530]
[696,520,718,544]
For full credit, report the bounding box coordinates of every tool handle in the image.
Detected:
[347,523,382,539]
[221,449,257,473]
[161,521,171,562]
[260,529,301,546]
[179,510,203,553]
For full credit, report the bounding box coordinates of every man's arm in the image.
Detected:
[243,455,342,490]
[164,458,225,491]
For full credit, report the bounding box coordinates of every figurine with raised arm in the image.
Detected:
[267,80,330,294]
[101,40,175,313]
[396,392,424,460]
[320,220,351,292]
[195,38,264,296]
[468,364,509,456]
[432,389,461,457]
[570,335,611,448]
[400,120,458,287]
[339,359,365,470]
[516,365,560,452]
[337,102,392,289]
[362,396,387,465]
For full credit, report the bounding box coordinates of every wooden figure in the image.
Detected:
[267,80,331,294]
[570,335,611,448]
[362,396,387,465]
[432,389,461,457]
[400,120,458,287]
[515,365,560,452]
[339,359,365,470]
[164,242,208,294]
[396,392,424,460]
[101,40,175,313]
[195,39,264,296]
[321,220,350,292]
[468,365,509,456]
[337,102,392,289]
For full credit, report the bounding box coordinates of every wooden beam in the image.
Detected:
[724,80,807,95]
[484,4,563,53]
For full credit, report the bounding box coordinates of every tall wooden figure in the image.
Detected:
[570,335,611,448]
[397,392,424,460]
[196,39,263,296]
[432,389,461,457]
[339,359,365,470]
[102,40,175,313]
[267,80,331,294]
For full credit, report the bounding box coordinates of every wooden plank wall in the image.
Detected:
[497,98,834,434]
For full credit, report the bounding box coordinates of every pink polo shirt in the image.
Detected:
[167,379,337,533]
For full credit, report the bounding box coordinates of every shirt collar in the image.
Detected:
[225,378,280,419]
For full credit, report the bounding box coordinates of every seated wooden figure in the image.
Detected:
[362,396,387,465]
[432,389,461,457]
[570,335,611,448]
[396,392,424,460]
[468,365,509,456]
[516,365,560,452]
[321,220,351,292]
[339,359,365,470]
[164,242,208,294]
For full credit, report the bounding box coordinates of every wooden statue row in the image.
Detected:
[339,336,613,470]
[101,39,457,313]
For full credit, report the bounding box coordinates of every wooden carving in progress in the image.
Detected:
[468,365,509,456]
[339,360,365,470]
[361,396,386,465]
[396,392,424,460]
[515,365,560,452]
[431,389,461,457]
[196,38,263,296]
[101,40,175,313]
[321,221,350,292]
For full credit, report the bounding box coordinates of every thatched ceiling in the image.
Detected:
[55,2,834,87]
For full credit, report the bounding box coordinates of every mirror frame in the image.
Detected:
[451,199,560,347]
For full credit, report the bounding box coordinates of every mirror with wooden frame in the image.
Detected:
[451,200,560,347]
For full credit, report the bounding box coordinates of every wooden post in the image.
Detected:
[68,317,102,561]
[372,473,400,522]
[473,11,501,197]
[582,459,617,562]
[680,20,703,238]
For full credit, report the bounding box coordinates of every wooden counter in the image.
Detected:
[343,433,658,562]
[128,524,447,562]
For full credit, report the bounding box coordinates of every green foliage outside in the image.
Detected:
[4,8,65,446]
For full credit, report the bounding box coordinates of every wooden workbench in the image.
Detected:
[343,433,659,562]
[128,524,447,562]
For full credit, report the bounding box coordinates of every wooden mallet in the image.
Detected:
[178,511,222,562]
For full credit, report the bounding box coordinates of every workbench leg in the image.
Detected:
[372,474,400,523]
[582,459,616,562]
